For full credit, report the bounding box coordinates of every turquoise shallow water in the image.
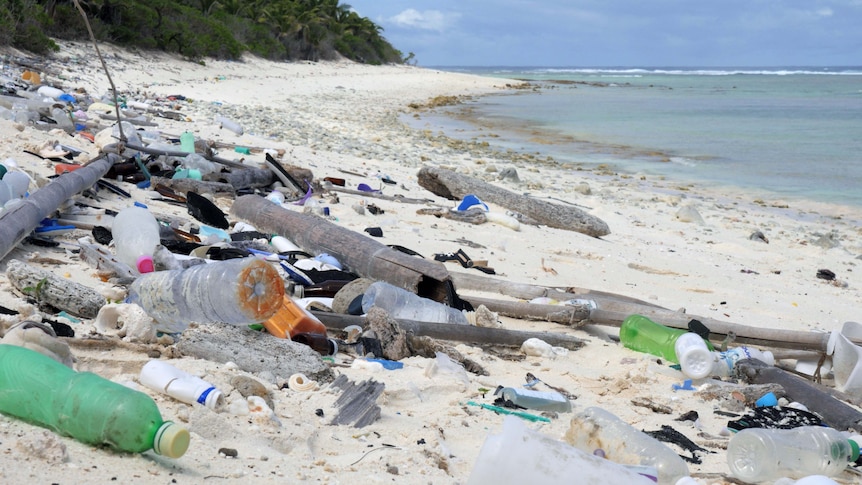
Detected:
[414,67,862,208]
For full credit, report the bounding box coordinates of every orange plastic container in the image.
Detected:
[55,163,82,175]
[262,295,327,339]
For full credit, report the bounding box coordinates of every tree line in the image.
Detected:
[0,0,410,65]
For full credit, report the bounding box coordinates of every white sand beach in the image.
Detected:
[1,41,861,484]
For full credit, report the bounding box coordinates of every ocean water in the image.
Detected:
[412,67,862,209]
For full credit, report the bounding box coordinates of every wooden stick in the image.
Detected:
[462,295,593,327]
[417,166,610,237]
[231,194,453,300]
[313,311,586,350]
[450,271,665,308]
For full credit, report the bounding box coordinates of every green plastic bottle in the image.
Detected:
[619,314,713,363]
[0,344,189,458]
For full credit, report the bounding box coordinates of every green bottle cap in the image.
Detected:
[0,164,6,179]
[849,437,860,462]
[153,421,190,458]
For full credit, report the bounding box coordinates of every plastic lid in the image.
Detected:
[137,255,155,273]
[153,421,190,458]
[675,333,713,379]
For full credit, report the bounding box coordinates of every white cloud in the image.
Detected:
[816,7,834,16]
[388,9,459,32]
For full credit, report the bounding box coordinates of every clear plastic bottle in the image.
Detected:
[127,257,284,333]
[495,386,572,412]
[112,206,161,273]
[728,426,860,482]
[361,281,468,325]
[0,344,189,457]
[565,406,690,485]
[619,314,713,363]
[139,360,223,409]
[711,346,776,377]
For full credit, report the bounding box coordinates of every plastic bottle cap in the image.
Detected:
[849,437,861,461]
[153,421,190,458]
[137,255,155,273]
[675,333,713,379]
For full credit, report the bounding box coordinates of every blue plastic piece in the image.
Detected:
[755,392,778,407]
[58,94,76,103]
[315,253,342,270]
[133,201,148,209]
[365,358,404,370]
[198,225,230,242]
[356,183,380,193]
[35,218,76,236]
[456,194,489,212]
[672,379,695,391]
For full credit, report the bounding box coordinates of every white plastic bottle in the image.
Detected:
[495,386,572,412]
[361,281,468,325]
[139,360,223,409]
[711,345,776,377]
[565,406,690,485]
[727,426,860,482]
[127,257,284,333]
[112,206,160,273]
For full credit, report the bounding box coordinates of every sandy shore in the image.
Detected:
[1,40,861,484]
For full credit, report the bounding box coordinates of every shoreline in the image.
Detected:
[410,71,862,217]
[1,42,861,483]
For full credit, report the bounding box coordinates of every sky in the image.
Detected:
[347,1,862,67]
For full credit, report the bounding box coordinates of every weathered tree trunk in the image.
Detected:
[231,195,452,301]
[205,167,274,190]
[5,260,107,318]
[416,166,610,237]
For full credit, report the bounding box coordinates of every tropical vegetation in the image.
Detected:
[0,0,409,64]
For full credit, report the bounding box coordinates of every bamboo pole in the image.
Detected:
[313,311,585,350]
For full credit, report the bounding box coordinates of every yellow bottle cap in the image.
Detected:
[153,421,190,458]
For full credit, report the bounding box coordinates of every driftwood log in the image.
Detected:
[0,154,116,261]
[313,311,585,350]
[450,272,854,353]
[231,195,452,301]
[5,259,107,319]
[416,166,610,237]
[150,176,236,197]
[205,167,274,190]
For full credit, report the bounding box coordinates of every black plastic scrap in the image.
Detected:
[643,425,712,465]
[726,406,823,432]
[329,375,385,428]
